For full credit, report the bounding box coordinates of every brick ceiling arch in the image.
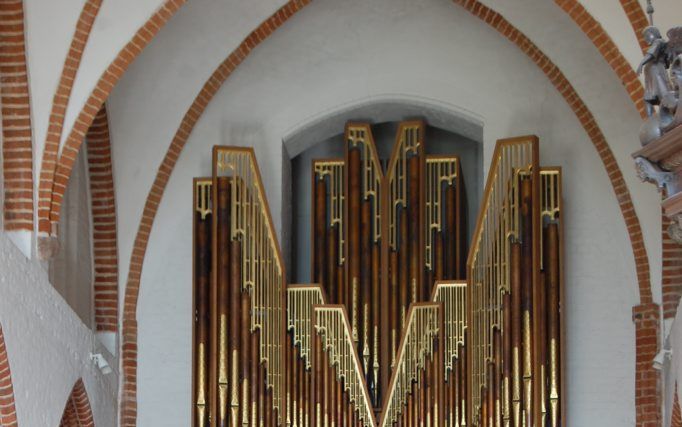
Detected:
[110,0,654,424]
[37,0,187,236]
[59,379,94,427]
[0,325,18,427]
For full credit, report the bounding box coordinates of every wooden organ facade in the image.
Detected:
[192,126,565,427]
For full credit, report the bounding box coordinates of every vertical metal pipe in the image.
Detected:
[520,178,533,427]
[315,178,328,290]
[407,155,421,302]
[194,201,211,427]
[241,290,251,426]
[253,329,260,427]
[445,183,456,280]
[215,177,231,427]
[502,293,512,427]
[494,328,502,427]
[510,242,522,427]
[399,209,409,330]
[230,238,242,427]
[372,240,381,407]
[348,147,361,345]
[328,226,338,304]
[361,200,372,381]
[460,332,467,427]
[390,249,399,365]
[434,232,444,282]
[546,223,560,427]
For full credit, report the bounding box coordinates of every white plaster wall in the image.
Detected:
[108,0,287,311]
[23,0,82,178]
[0,232,117,426]
[23,0,166,188]
[106,0,643,424]
[61,0,167,151]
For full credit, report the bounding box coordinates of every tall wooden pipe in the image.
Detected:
[547,223,561,427]
[520,178,534,427]
[215,177,231,427]
[194,197,211,427]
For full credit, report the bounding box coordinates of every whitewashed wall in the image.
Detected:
[0,232,117,426]
[106,0,652,425]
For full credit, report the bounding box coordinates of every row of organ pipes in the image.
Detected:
[192,128,564,427]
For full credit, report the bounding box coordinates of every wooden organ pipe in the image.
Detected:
[229,238,242,426]
[390,248,399,367]
[371,229,381,407]
[547,223,561,427]
[399,209,409,330]
[361,197,372,381]
[445,182,458,280]
[314,177,328,292]
[502,293,512,427]
[407,155,421,302]
[241,288,251,426]
[328,225,338,304]
[348,146,361,346]
[193,179,212,427]
[520,177,533,427]
[510,241,522,427]
[216,177,231,427]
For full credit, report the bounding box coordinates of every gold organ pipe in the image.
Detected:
[466,136,538,425]
[379,303,441,427]
[314,305,377,427]
[214,147,288,423]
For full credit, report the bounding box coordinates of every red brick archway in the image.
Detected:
[115,0,656,425]
[0,325,18,427]
[59,379,94,427]
[37,0,187,236]
[1,0,34,232]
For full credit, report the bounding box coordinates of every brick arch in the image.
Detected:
[619,0,649,52]
[85,105,119,332]
[38,0,188,236]
[59,379,94,427]
[116,0,653,424]
[555,0,646,119]
[0,325,18,427]
[36,0,103,237]
[1,0,34,232]
[673,383,682,427]
[117,2,311,423]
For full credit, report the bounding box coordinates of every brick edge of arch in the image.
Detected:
[59,379,95,427]
[36,0,104,238]
[36,0,188,238]
[0,325,18,427]
[86,105,119,333]
[1,0,34,232]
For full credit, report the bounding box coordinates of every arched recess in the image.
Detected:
[59,379,94,427]
[0,325,18,427]
[116,0,652,424]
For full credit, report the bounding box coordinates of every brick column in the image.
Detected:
[633,303,662,426]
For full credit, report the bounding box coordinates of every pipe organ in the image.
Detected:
[192,129,563,427]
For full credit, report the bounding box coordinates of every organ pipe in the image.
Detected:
[192,129,563,427]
